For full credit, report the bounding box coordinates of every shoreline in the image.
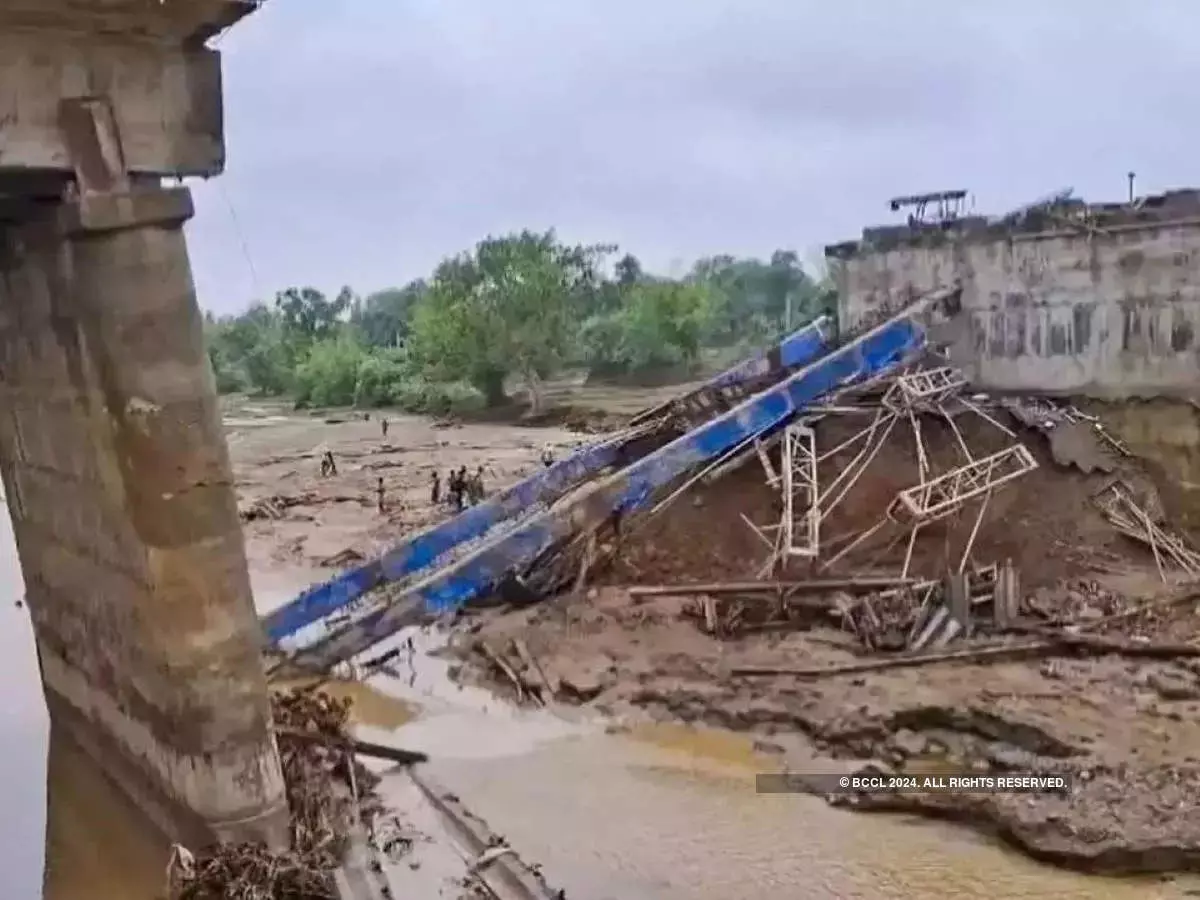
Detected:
[231,396,1200,881]
[444,581,1200,878]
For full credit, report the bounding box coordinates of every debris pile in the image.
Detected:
[545,363,1200,666]
[167,689,380,900]
[240,492,321,522]
[1094,480,1200,579]
[430,362,1200,877]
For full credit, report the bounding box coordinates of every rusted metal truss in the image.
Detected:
[1094,481,1200,581]
[742,363,1040,585]
[781,423,818,558]
[882,366,967,413]
[887,445,1037,525]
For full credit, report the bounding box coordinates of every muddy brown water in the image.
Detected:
[2,518,1195,899]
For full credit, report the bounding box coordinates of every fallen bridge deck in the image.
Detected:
[261,318,835,645]
[280,287,961,672]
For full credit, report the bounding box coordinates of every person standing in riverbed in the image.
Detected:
[381,416,389,439]
[467,466,486,505]
[376,477,386,514]
[430,471,441,505]
[457,466,469,509]
[320,450,338,477]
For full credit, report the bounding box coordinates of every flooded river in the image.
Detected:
[2,516,1194,898]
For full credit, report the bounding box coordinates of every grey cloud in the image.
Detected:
[188,0,1200,312]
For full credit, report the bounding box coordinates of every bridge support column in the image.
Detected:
[0,183,288,847]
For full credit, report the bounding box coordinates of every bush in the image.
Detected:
[293,337,366,407]
[350,349,481,414]
[386,377,485,416]
[353,349,412,408]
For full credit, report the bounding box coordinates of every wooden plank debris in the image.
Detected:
[628,577,917,598]
[275,726,429,766]
[732,630,1200,679]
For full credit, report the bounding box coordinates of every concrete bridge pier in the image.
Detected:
[0,1,288,851]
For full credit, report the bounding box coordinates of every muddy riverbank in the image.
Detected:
[439,409,1200,877]
[451,582,1200,876]
[227,399,591,579]
[270,618,1198,900]
[233,395,1200,895]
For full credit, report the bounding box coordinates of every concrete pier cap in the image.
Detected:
[0,0,262,181]
[0,0,288,850]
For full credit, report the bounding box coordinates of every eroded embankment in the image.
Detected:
[454,586,1200,874]
[449,408,1200,875]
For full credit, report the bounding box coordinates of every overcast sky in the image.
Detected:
[185,0,1200,314]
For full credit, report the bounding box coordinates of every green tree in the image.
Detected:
[204,302,292,395]
[685,251,823,343]
[274,286,351,345]
[292,334,367,407]
[614,253,643,287]
[351,281,426,348]
[599,280,713,372]
[408,230,609,411]
[199,234,843,413]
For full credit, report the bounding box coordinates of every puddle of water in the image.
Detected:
[624,721,767,772]
[261,570,1199,900]
[270,676,419,731]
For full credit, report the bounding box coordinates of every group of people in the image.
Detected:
[430,465,486,511]
[318,426,563,520]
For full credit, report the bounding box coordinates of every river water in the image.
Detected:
[1,512,1193,899]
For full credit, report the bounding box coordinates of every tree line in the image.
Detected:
[203,230,837,416]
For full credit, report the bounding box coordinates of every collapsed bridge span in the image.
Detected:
[262,316,835,644]
[269,287,962,674]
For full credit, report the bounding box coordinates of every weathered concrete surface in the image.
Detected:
[827,218,1200,399]
[0,1,257,178]
[0,186,287,846]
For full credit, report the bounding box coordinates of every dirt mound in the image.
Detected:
[517,404,630,434]
[602,411,1146,589]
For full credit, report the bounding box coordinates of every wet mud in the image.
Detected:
[448,411,1200,877]
[455,582,1200,875]
[235,397,1200,896]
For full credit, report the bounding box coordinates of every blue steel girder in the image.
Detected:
[261,317,835,644]
[629,317,830,426]
[709,315,831,387]
[261,435,624,642]
[288,288,957,671]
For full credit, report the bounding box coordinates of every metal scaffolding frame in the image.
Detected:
[1094,481,1200,581]
[781,423,818,558]
[745,364,1040,583]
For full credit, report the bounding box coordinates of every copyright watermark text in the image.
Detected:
[756,772,1073,795]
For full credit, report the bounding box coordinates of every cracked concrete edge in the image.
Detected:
[406,766,563,900]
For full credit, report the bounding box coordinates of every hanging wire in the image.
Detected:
[217,177,264,300]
